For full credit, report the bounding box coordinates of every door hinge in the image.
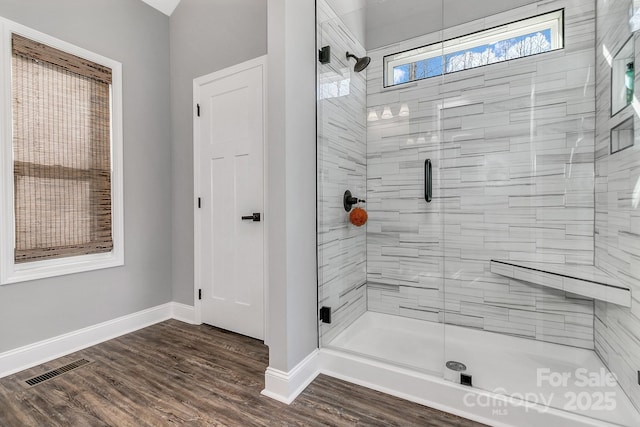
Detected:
[198,289,202,300]
[319,46,330,64]
[198,197,201,208]
[320,306,332,324]
[196,104,200,117]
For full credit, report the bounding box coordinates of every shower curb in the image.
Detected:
[314,348,618,427]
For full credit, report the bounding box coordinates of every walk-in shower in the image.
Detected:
[317,0,640,425]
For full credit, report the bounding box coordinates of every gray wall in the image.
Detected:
[595,0,640,412]
[0,0,172,352]
[169,0,267,305]
[266,0,318,371]
[366,0,597,349]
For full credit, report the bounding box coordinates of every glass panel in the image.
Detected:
[441,1,639,425]
[317,4,369,349]
[317,0,446,378]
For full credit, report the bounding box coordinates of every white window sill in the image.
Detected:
[1,251,124,285]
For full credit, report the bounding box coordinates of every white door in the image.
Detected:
[195,58,265,340]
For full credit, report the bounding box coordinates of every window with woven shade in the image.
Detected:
[11,34,113,263]
[0,21,123,285]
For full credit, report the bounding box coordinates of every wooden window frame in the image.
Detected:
[0,18,124,285]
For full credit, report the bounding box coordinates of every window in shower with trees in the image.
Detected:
[384,9,564,87]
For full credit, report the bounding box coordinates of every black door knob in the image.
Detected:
[241,213,261,222]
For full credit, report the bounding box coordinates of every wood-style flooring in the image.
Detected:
[0,320,485,426]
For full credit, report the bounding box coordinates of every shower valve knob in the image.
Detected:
[344,190,365,212]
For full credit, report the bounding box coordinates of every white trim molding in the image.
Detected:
[261,350,320,404]
[171,302,197,324]
[0,302,197,379]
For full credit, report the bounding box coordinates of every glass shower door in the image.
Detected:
[439,0,587,396]
[363,49,447,374]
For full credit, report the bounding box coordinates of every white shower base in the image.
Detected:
[327,311,639,427]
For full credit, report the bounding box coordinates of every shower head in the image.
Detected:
[346,51,371,72]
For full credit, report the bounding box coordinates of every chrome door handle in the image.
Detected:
[241,213,261,222]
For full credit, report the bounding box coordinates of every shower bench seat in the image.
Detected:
[490,259,631,307]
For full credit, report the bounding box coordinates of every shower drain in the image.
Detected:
[446,360,467,372]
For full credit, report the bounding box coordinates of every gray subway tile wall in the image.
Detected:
[365,0,597,349]
[595,0,640,412]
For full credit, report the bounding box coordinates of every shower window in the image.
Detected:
[384,9,564,87]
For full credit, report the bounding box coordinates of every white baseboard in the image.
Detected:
[261,349,320,404]
[171,302,197,324]
[0,302,199,379]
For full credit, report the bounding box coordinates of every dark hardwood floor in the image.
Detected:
[0,320,485,426]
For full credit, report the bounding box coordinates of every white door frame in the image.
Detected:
[193,55,269,344]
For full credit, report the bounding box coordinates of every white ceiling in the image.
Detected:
[140,0,181,16]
